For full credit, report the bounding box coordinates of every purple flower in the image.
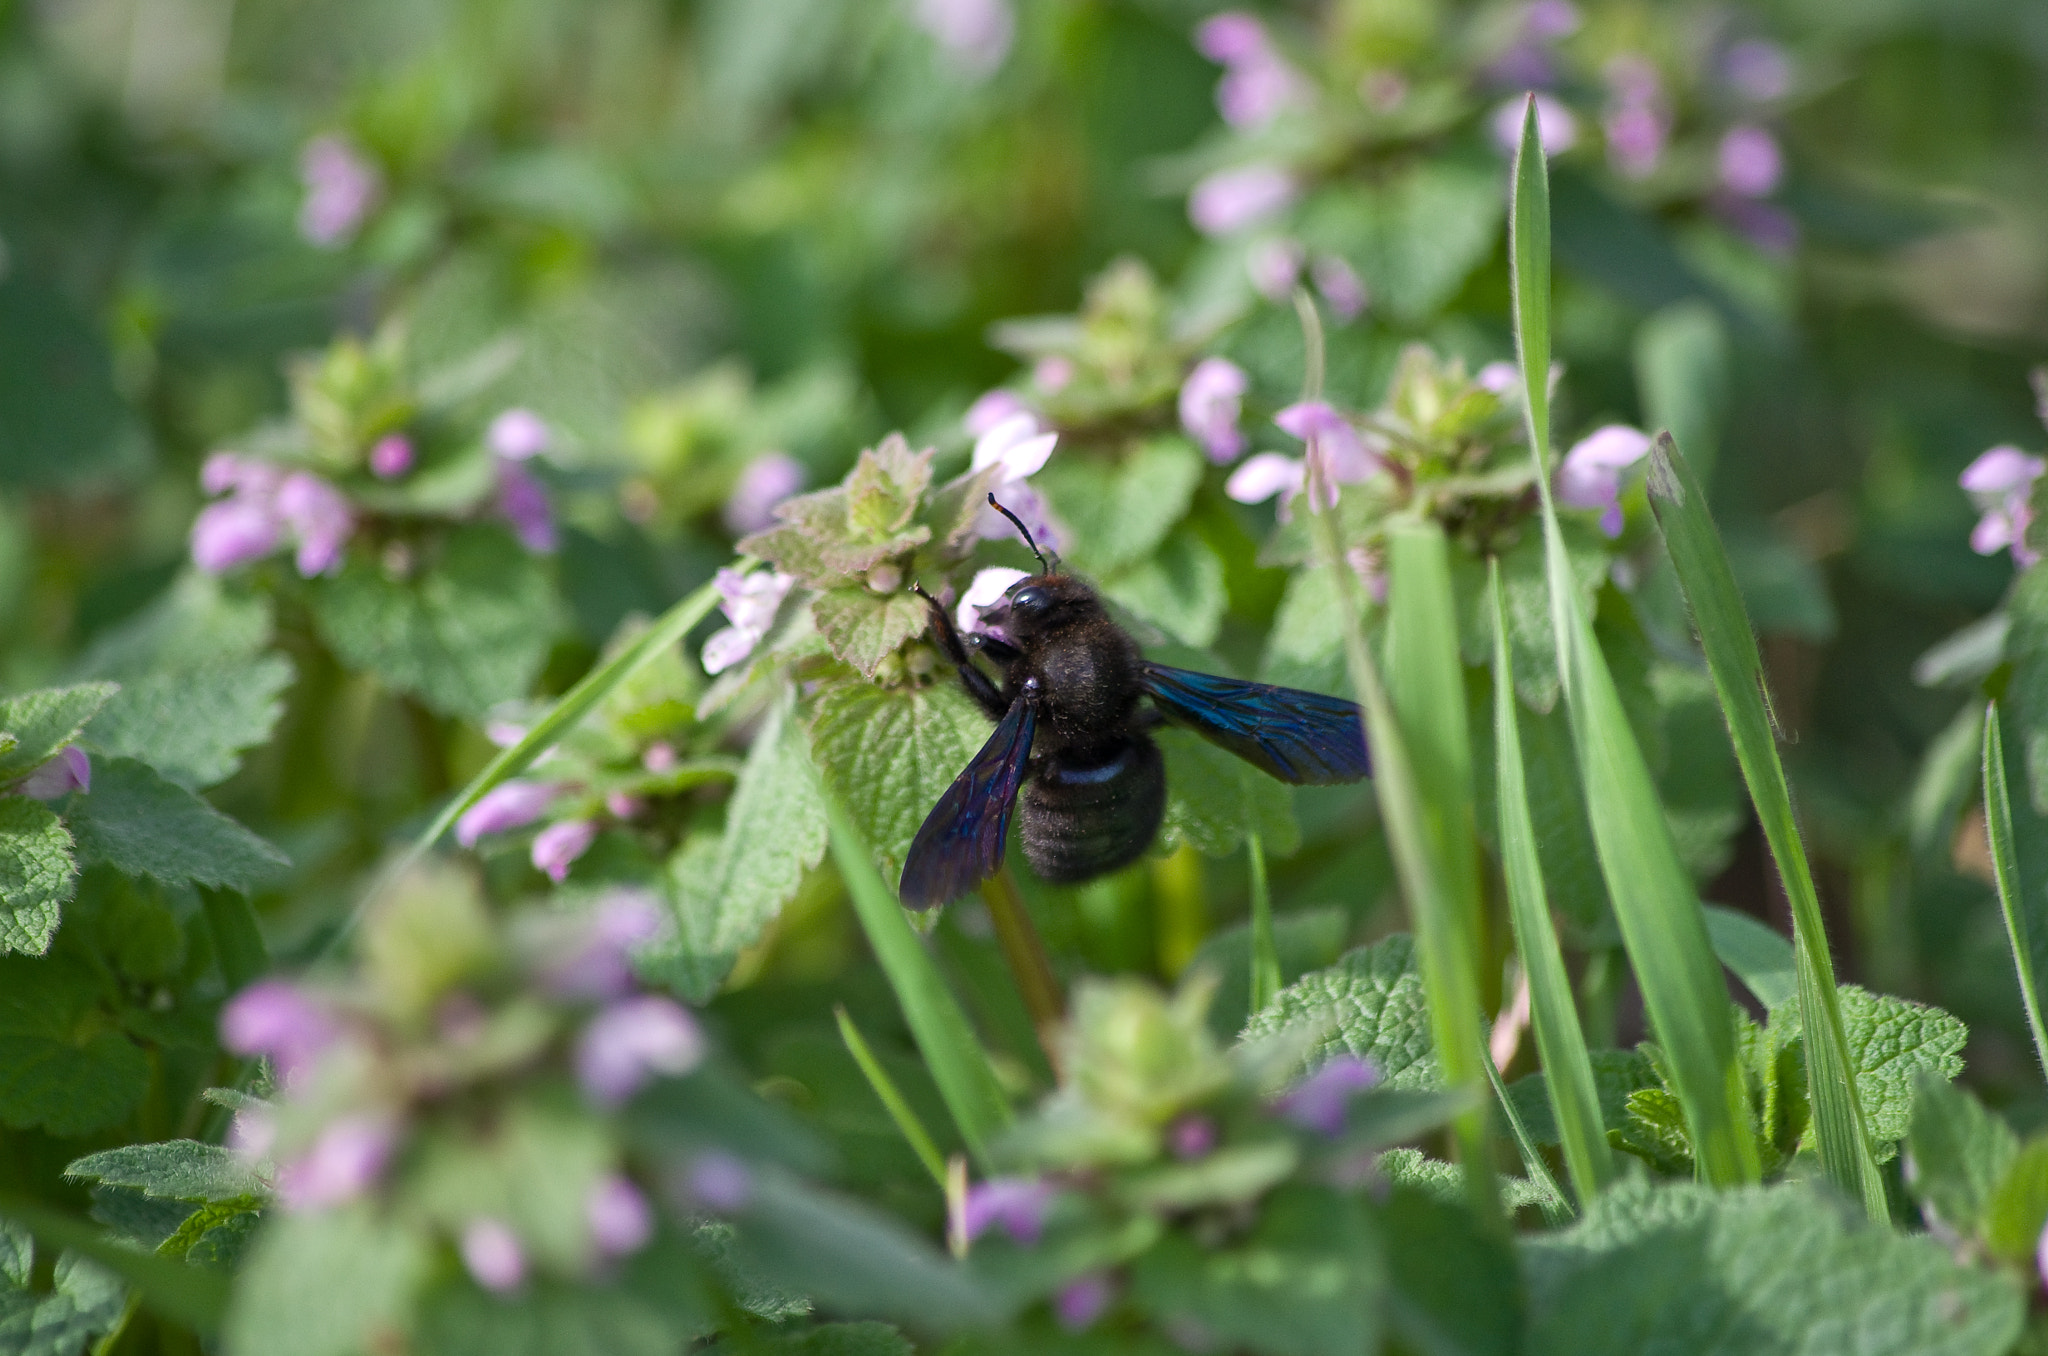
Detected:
[965,388,1033,438]
[1962,445,2047,568]
[532,818,599,884]
[1475,361,1520,395]
[1033,356,1075,394]
[957,567,1030,638]
[1168,1114,1217,1161]
[1056,1273,1115,1332]
[1718,125,1784,198]
[914,0,1013,78]
[1556,425,1652,537]
[1492,94,1578,158]
[1275,400,1382,509]
[368,434,414,479]
[964,1176,1053,1245]
[1715,196,1800,255]
[641,741,678,774]
[488,408,552,461]
[970,414,1061,545]
[686,1151,754,1213]
[587,1174,655,1257]
[1179,358,1249,464]
[1523,0,1580,40]
[202,451,281,497]
[2037,1217,2048,1293]
[1226,453,1308,521]
[1603,56,1668,179]
[191,497,284,575]
[605,791,644,820]
[277,472,354,577]
[1194,16,1309,129]
[461,1218,526,1293]
[276,1114,398,1210]
[576,995,705,1106]
[701,566,797,676]
[1311,255,1368,323]
[227,1106,277,1161]
[1194,12,1265,65]
[723,452,806,536]
[1723,39,1793,103]
[1246,237,1305,300]
[1189,165,1298,237]
[496,460,558,554]
[220,979,340,1082]
[298,135,380,247]
[17,746,90,800]
[456,779,561,848]
[1275,1055,1380,1136]
[539,891,665,1000]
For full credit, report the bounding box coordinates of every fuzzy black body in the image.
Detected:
[899,562,1371,910]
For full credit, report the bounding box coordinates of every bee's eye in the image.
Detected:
[1008,586,1050,617]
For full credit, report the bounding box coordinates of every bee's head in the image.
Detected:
[981,572,1104,642]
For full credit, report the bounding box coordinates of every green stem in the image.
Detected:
[1247,832,1280,1018]
[979,867,1066,1070]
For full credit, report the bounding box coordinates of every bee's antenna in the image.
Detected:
[987,493,1053,573]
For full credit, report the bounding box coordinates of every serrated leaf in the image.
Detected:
[66,758,289,893]
[1190,905,1349,1039]
[810,589,930,678]
[0,1220,126,1356]
[1156,726,1300,862]
[224,1205,429,1356]
[0,953,148,1136]
[649,690,827,1002]
[1505,1049,1661,1148]
[1104,533,1226,649]
[83,660,293,791]
[844,435,932,539]
[807,678,992,883]
[1771,985,1967,1158]
[0,796,75,955]
[1522,1180,2024,1356]
[0,683,117,783]
[1036,437,1204,575]
[312,523,554,718]
[1906,1073,2019,1238]
[1610,1087,1694,1175]
[66,1141,266,1204]
[1239,934,1439,1089]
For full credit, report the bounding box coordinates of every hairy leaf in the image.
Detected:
[1772,985,1967,1157]
[1905,1074,2019,1238]
[808,677,991,883]
[67,1141,266,1204]
[1105,533,1226,649]
[0,1220,126,1356]
[0,796,75,955]
[67,758,289,892]
[0,683,117,783]
[810,588,930,679]
[224,1206,430,1356]
[1156,726,1300,863]
[0,953,148,1136]
[1239,934,1438,1088]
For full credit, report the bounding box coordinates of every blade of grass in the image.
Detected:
[1479,1039,1571,1225]
[1983,703,2048,1082]
[1646,431,1885,1220]
[1247,832,1281,1018]
[826,798,1012,1164]
[836,1004,949,1190]
[1509,97,1758,1187]
[1490,560,1614,1205]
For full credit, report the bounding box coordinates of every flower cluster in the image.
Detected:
[215,874,717,1293]
[1961,378,2048,571]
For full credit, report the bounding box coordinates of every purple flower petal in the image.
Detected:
[963,1176,1053,1244]
[1189,165,1298,237]
[1556,425,1652,537]
[461,1217,526,1292]
[496,460,558,554]
[587,1174,655,1257]
[1718,125,1784,199]
[970,413,1057,481]
[532,818,599,883]
[276,1114,398,1210]
[298,136,380,247]
[456,779,560,848]
[1246,237,1305,300]
[1723,39,1793,104]
[191,497,284,574]
[220,979,340,1081]
[369,434,414,479]
[488,408,551,461]
[277,472,355,577]
[965,388,1032,438]
[17,746,89,800]
[1195,12,1266,65]
[1168,1114,1218,1161]
[1311,255,1368,322]
[722,452,806,536]
[1961,446,2045,497]
[914,0,1013,78]
[686,1151,753,1213]
[576,996,705,1107]
[1056,1273,1115,1331]
[957,567,1030,638]
[1275,1054,1380,1136]
[1225,453,1306,518]
[1179,358,1250,464]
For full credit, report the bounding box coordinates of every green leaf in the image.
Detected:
[1982,1138,2048,1263]
[1455,527,1605,714]
[749,1322,913,1356]
[1983,704,2048,1080]
[1036,436,1205,575]
[224,1205,429,1356]
[1505,1049,1662,1147]
[1239,934,1438,1089]
[0,683,117,783]
[66,758,288,893]
[1103,532,1227,649]
[1905,1073,2018,1237]
[1298,157,1505,323]
[312,523,555,718]
[651,688,827,1001]
[0,796,76,955]
[835,1006,947,1190]
[1702,905,1796,1012]
[810,588,930,679]
[1771,985,1967,1158]
[1373,1149,1555,1214]
[1192,905,1348,1040]
[808,677,992,884]
[1156,726,1300,862]
[1380,1185,1523,1356]
[415,1275,707,1356]
[0,1219,126,1356]
[1259,567,1351,695]
[1633,299,1728,490]
[0,1197,229,1336]
[0,953,148,1136]
[1522,1181,2024,1356]
[1510,97,1756,1187]
[66,1141,266,1205]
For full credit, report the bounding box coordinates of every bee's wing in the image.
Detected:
[1140,662,1370,785]
[899,697,1037,909]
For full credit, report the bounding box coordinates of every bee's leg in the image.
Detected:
[966,633,1023,666]
[913,585,1010,720]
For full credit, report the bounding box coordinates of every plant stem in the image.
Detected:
[1247,832,1281,1017]
[980,866,1066,1070]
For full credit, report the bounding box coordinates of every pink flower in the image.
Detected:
[686,1151,754,1213]
[1168,1114,1217,1161]
[963,1176,1053,1244]
[1056,1273,1115,1331]
[455,779,560,848]
[2037,1217,2048,1294]
[1246,237,1305,300]
[190,497,284,574]
[914,0,1013,78]
[724,452,806,536]
[1226,452,1308,520]
[488,409,551,461]
[17,746,90,800]
[1603,56,1668,179]
[277,472,354,577]
[1475,361,1520,395]
[1715,196,1799,255]
[1275,400,1381,508]
[298,136,379,247]
[604,791,643,820]
[641,741,679,774]
[1179,358,1249,464]
[202,451,281,497]
[1723,39,1793,103]
[532,818,599,883]
[957,567,1030,638]
[965,389,1032,438]
[368,434,414,479]
[1492,94,1578,158]
[576,996,705,1106]
[461,1218,526,1293]
[1189,165,1298,237]
[496,461,557,553]
[220,979,340,1082]
[970,413,1061,546]
[1523,0,1580,40]
[1311,255,1368,322]
[701,566,797,676]
[1033,356,1075,394]
[587,1174,655,1257]
[1963,445,2047,568]
[1194,12,1265,65]
[1274,1054,1380,1136]
[1556,425,1653,537]
[1718,125,1784,198]
[276,1114,398,1210]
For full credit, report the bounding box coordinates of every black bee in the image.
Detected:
[899,496,1371,908]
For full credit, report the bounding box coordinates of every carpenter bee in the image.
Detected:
[899,495,1371,908]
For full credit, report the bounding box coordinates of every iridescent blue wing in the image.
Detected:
[899,697,1037,909]
[1140,662,1369,785]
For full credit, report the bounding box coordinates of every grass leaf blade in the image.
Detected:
[836,1004,950,1190]
[1984,703,2048,1082]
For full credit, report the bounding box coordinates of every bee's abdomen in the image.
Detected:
[1019,736,1166,885]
